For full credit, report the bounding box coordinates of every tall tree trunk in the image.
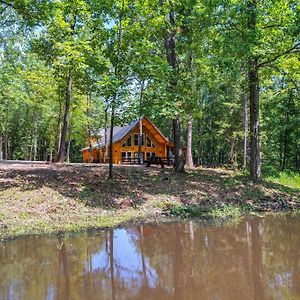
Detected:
[4,136,8,160]
[197,142,202,166]
[186,115,194,168]
[197,121,203,166]
[29,134,33,161]
[57,71,72,163]
[104,106,108,163]
[57,94,63,157]
[49,148,53,163]
[0,135,3,161]
[173,115,184,173]
[248,0,261,181]
[138,118,143,164]
[138,80,145,165]
[87,93,92,163]
[108,100,115,179]
[243,93,248,169]
[43,140,48,161]
[249,58,261,180]
[33,112,38,161]
[66,138,71,163]
[162,0,184,173]
[24,133,29,161]
[230,137,237,168]
[281,91,291,171]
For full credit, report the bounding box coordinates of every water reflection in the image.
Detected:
[1,215,300,300]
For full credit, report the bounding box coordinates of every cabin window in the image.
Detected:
[121,152,132,159]
[146,135,156,148]
[134,133,144,146]
[147,152,156,159]
[122,135,132,147]
[146,136,151,147]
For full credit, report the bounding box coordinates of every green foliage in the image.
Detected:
[267,172,300,190]
[0,0,299,170]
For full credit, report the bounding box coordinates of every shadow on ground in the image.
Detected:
[0,163,299,211]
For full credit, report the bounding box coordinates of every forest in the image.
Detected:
[0,0,299,181]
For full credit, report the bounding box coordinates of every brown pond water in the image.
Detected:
[1,214,300,300]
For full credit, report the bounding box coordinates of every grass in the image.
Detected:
[266,171,300,190]
[167,204,243,219]
[0,162,299,240]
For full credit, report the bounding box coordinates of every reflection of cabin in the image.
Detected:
[81,116,174,164]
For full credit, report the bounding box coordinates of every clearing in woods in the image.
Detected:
[0,161,299,240]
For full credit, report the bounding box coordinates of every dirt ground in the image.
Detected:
[0,161,299,239]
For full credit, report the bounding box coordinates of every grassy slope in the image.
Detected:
[0,162,299,240]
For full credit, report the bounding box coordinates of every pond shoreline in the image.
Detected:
[0,162,299,241]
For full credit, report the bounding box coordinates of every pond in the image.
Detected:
[1,214,300,300]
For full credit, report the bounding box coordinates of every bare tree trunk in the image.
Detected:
[24,133,29,161]
[86,93,92,163]
[104,107,108,163]
[249,58,261,181]
[173,115,184,173]
[243,93,248,169]
[108,100,115,179]
[197,142,202,166]
[33,113,38,161]
[49,148,53,163]
[138,80,145,164]
[197,121,203,166]
[230,137,238,168]
[248,0,261,181]
[281,91,292,171]
[0,135,3,161]
[66,138,71,163]
[186,115,194,168]
[162,0,184,173]
[138,118,143,164]
[43,140,48,161]
[57,71,72,163]
[57,94,63,157]
[29,134,33,161]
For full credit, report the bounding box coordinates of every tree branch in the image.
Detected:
[0,4,9,15]
[257,42,300,68]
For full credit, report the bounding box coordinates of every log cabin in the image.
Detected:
[81,116,174,164]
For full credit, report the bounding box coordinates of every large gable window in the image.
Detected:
[134,133,144,146]
[122,135,132,147]
[146,135,155,148]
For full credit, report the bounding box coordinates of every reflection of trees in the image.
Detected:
[57,239,70,300]
[109,230,115,300]
[247,218,265,300]
[1,215,300,299]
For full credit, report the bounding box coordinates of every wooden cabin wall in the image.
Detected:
[82,118,172,164]
[113,125,167,164]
